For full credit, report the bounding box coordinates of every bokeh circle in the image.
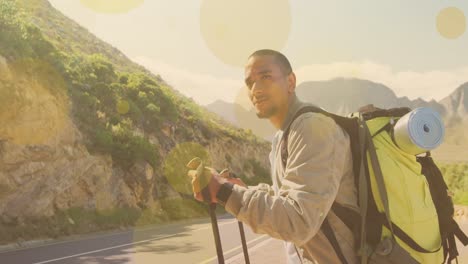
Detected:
[200,0,291,67]
[436,7,466,39]
[80,0,144,14]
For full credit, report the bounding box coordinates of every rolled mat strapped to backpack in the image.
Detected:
[392,107,445,155]
[280,105,468,264]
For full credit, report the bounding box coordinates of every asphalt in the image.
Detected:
[224,215,468,264]
[1,210,467,264]
[0,215,268,264]
[226,238,286,264]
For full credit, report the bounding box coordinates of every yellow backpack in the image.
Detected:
[280,106,468,264]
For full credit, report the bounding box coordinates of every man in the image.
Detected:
[193,49,358,263]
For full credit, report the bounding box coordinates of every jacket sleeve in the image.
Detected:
[224,113,351,246]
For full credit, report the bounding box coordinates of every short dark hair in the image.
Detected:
[248,49,292,75]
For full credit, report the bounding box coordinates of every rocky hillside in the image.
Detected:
[0,0,270,243]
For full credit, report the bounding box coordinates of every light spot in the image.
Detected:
[116,100,130,114]
[436,7,466,39]
[80,0,144,14]
[0,59,69,145]
[163,142,212,195]
[200,0,291,67]
[350,67,360,78]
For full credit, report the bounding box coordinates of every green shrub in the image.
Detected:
[439,162,468,205]
[160,198,207,220]
[94,127,113,152]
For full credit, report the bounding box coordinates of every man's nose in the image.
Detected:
[251,81,266,94]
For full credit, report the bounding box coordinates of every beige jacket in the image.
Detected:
[225,96,359,263]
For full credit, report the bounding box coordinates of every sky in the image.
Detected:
[48,0,468,106]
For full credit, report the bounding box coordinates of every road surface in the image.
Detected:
[0,215,267,264]
[1,214,467,264]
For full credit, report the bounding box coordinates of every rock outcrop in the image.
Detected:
[0,55,270,226]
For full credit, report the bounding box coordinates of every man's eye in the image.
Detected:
[246,81,253,90]
[261,75,271,80]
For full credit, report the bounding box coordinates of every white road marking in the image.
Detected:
[1,217,232,254]
[224,237,274,264]
[32,219,238,264]
[198,235,268,264]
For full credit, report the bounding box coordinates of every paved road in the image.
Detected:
[0,215,267,264]
[457,221,468,264]
[1,215,467,264]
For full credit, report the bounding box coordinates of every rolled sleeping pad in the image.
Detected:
[393,107,445,155]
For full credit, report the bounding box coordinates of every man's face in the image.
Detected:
[244,55,293,119]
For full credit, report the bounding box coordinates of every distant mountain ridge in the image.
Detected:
[205,78,468,161]
[296,78,450,117]
[439,83,468,120]
[207,78,467,126]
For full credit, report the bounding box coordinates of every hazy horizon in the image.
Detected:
[48,0,468,105]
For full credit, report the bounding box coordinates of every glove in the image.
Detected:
[187,158,246,203]
[186,157,217,202]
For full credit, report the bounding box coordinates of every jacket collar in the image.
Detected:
[280,95,306,132]
[279,96,322,132]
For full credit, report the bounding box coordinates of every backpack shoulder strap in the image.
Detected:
[417,155,468,262]
[280,105,325,168]
[279,106,360,263]
[322,217,350,264]
[280,106,361,187]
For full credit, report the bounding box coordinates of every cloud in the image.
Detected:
[295,61,468,101]
[133,56,242,105]
[135,57,468,105]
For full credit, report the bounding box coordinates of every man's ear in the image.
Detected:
[287,72,296,94]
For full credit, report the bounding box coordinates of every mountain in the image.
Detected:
[205,99,276,140]
[439,82,468,121]
[206,99,238,125]
[205,79,468,161]
[296,78,447,117]
[0,0,271,243]
[206,78,460,134]
[297,78,400,114]
[435,83,468,154]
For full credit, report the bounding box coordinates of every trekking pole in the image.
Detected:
[219,169,250,264]
[207,201,224,264]
[187,158,225,264]
[238,221,250,264]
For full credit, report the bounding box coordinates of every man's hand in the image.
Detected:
[219,168,247,187]
[187,157,246,204]
[193,171,226,203]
